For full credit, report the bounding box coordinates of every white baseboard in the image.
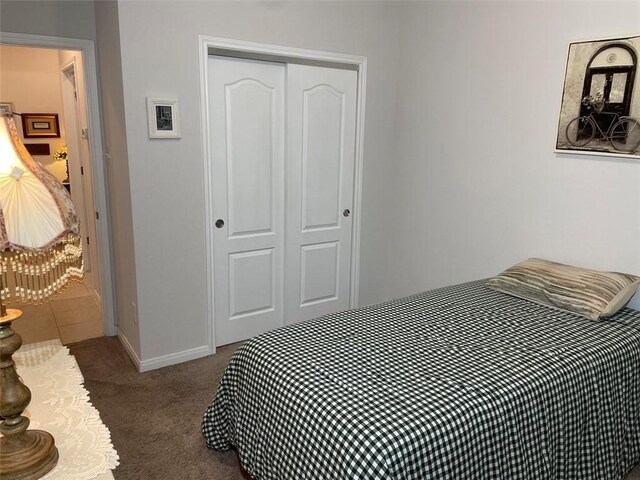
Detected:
[116,327,141,371]
[116,329,211,372]
[138,345,211,373]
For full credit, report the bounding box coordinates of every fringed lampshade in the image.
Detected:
[0,112,84,479]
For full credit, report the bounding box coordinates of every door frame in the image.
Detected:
[198,35,367,354]
[0,32,116,336]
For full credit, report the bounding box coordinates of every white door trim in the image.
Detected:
[198,35,367,354]
[0,31,116,336]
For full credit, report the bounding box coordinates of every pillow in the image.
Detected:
[486,258,640,321]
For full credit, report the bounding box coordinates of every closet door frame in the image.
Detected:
[198,36,367,355]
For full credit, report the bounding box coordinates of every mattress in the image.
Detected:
[203,280,640,479]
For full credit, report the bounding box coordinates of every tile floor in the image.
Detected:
[11,273,104,346]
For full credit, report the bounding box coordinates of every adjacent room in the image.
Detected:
[0,1,639,479]
[0,44,105,346]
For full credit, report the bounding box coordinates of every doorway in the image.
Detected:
[0,33,115,340]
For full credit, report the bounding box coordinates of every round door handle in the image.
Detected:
[343,209,351,217]
[215,219,225,228]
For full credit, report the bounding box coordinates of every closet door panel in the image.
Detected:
[209,56,285,346]
[302,86,343,230]
[300,241,340,305]
[285,64,358,324]
[226,81,275,236]
[228,249,274,318]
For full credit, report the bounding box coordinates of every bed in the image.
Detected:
[203,279,640,479]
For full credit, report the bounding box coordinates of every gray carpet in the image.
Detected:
[68,336,247,480]
[69,336,640,479]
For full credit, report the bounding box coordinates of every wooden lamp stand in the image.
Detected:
[0,112,83,479]
[0,306,58,479]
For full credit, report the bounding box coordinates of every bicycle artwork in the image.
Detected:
[565,93,640,153]
[556,35,640,158]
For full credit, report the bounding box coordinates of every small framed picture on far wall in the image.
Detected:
[21,113,61,138]
[146,97,181,139]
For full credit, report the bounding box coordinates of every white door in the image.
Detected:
[60,58,102,302]
[284,64,358,324]
[209,56,286,346]
[60,65,90,269]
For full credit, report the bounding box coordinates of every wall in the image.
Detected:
[1,0,139,357]
[94,0,141,360]
[0,45,67,180]
[115,1,402,364]
[389,1,640,309]
[0,1,96,41]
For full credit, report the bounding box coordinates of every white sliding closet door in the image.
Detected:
[284,64,358,324]
[208,56,358,345]
[209,56,286,346]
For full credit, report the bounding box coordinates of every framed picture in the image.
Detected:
[24,144,51,156]
[0,102,13,114]
[21,113,60,138]
[146,97,181,139]
[556,35,640,158]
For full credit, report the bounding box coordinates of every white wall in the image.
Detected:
[389,1,640,309]
[0,0,96,41]
[0,45,67,180]
[115,1,402,363]
[94,0,141,360]
[1,1,138,358]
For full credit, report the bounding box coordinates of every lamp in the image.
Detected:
[0,112,83,479]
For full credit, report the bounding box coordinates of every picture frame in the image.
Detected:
[146,97,181,139]
[0,102,13,114]
[555,35,640,159]
[24,144,51,156]
[21,113,60,138]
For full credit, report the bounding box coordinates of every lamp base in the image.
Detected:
[0,429,58,480]
[0,312,59,479]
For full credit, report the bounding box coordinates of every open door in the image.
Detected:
[60,56,101,302]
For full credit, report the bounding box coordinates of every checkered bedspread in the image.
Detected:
[203,281,640,479]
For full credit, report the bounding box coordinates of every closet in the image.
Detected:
[208,55,358,346]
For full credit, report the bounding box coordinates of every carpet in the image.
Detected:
[68,337,246,480]
[69,336,640,480]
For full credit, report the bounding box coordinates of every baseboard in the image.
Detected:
[138,345,211,373]
[116,329,211,372]
[116,327,141,371]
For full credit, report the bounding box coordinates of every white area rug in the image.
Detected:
[10,339,119,480]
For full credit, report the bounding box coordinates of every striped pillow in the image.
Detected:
[487,258,640,320]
